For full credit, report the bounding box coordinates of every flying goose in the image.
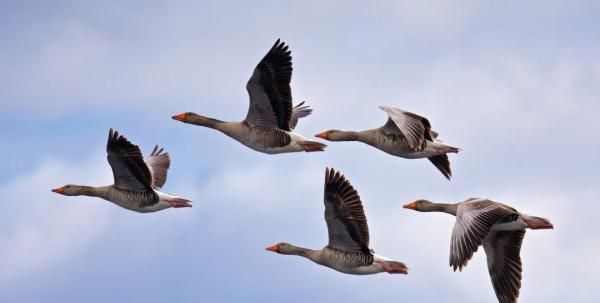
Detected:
[266,168,408,275]
[51,129,191,213]
[316,106,459,180]
[172,39,326,154]
[403,198,553,303]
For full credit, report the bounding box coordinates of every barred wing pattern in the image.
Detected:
[144,145,171,189]
[379,106,433,151]
[450,200,516,271]
[106,129,153,192]
[323,168,371,254]
[483,230,525,303]
[289,101,312,130]
[245,39,294,131]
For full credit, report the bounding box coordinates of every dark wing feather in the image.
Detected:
[483,230,525,303]
[144,145,171,189]
[450,200,517,271]
[106,129,152,192]
[245,39,293,131]
[428,154,452,180]
[379,106,434,150]
[323,168,370,254]
[289,101,312,130]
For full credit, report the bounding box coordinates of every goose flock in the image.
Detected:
[51,39,552,303]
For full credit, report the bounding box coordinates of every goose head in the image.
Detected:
[315,129,356,141]
[265,242,297,255]
[403,199,434,212]
[171,112,196,123]
[51,184,86,196]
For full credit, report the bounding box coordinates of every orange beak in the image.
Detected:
[51,187,65,194]
[403,201,417,209]
[171,113,186,122]
[315,131,328,139]
[265,244,278,252]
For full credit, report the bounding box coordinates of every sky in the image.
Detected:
[1,0,599,302]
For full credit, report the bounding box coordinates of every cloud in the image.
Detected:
[0,154,112,282]
[2,1,600,302]
[189,159,600,302]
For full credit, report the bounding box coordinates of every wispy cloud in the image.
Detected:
[1,0,599,302]
[0,155,111,282]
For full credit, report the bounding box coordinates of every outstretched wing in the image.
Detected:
[428,154,452,180]
[483,230,525,303]
[245,39,294,131]
[144,145,171,189]
[323,168,370,254]
[450,199,516,271]
[289,101,312,130]
[379,106,434,151]
[106,129,152,192]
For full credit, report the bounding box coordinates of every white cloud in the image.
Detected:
[190,160,600,302]
[198,159,324,209]
[0,154,112,282]
[2,1,600,301]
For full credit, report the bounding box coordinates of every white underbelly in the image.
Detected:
[329,263,384,275]
[263,132,307,154]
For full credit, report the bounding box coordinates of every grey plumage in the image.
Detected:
[450,200,517,271]
[103,186,159,210]
[145,145,171,189]
[290,101,312,130]
[405,198,552,303]
[379,106,434,151]
[245,39,294,131]
[173,39,324,154]
[318,246,374,268]
[317,106,458,179]
[324,168,371,255]
[484,230,525,303]
[428,154,452,180]
[266,168,407,275]
[107,128,153,192]
[52,129,189,213]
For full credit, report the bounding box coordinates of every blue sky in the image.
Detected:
[1,1,599,302]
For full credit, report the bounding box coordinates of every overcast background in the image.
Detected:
[2,1,599,302]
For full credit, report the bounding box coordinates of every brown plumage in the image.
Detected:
[404,198,553,303]
[172,39,325,154]
[324,168,370,254]
[52,129,191,213]
[315,106,459,180]
[265,168,407,275]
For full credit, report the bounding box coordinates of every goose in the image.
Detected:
[266,168,408,275]
[51,129,191,213]
[172,39,326,154]
[316,106,459,180]
[403,198,553,303]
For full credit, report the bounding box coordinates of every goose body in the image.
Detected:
[212,121,319,154]
[313,248,404,275]
[404,198,553,303]
[266,168,408,276]
[172,40,326,154]
[52,129,191,213]
[316,106,459,179]
[348,128,457,159]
